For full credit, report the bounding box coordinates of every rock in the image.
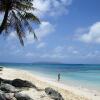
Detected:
[0,78,12,85]
[0,67,3,71]
[0,93,16,100]
[12,79,37,88]
[9,97,17,100]
[0,78,37,89]
[0,84,18,93]
[0,93,6,100]
[0,90,4,94]
[14,93,33,100]
[3,93,16,100]
[45,87,64,100]
[0,78,4,84]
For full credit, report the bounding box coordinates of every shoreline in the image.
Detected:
[0,67,100,100]
[29,70,100,93]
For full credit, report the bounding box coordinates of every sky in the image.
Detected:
[0,0,100,64]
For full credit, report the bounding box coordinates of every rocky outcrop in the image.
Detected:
[3,93,16,100]
[0,93,6,100]
[0,78,34,100]
[0,78,64,100]
[14,93,33,100]
[0,78,12,85]
[0,84,18,93]
[45,87,64,100]
[0,92,33,100]
[12,79,37,88]
[0,78,37,89]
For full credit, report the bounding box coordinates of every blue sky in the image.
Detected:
[0,0,100,64]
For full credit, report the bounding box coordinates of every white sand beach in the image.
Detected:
[0,67,100,100]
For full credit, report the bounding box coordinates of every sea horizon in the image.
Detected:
[1,62,100,65]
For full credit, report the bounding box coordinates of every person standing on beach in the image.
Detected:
[58,73,61,82]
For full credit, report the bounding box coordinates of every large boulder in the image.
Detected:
[3,93,17,100]
[45,87,64,100]
[14,93,33,100]
[0,84,18,93]
[0,90,4,94]
[0,78,12,85]
[12,79,37,88]
[0,93,16,100]
[0,78,37,89]
[0,93,6,100]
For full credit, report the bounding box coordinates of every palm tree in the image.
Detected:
[0,0,40,45]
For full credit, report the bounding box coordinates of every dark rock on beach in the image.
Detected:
[0,77,65,100]
[0,78,37,89]
[0,90,4,94]
[0,78,12,85]
[0,93,16,100]
[0,67,3,71]
[12,79,37,88]
[0,93,6,100]
[0,84,18,93]
[3,93,16,100]
[14,93,33,100]
[45,87,64,100]
[0,92,33,100]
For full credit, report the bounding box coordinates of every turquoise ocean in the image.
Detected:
[0,63,100,92]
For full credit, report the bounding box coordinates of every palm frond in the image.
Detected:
[0,0,40,46]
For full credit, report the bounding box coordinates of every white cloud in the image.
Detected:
[85,50,100,58]
[35,21,54,40]
[67,46,74,51]
[72,50,78,54]
[25,52,35,57]
[33,0,72,17]
[11,49,21,55]
[75,27,88,34]
[41,46,67,59]
[66,46,79,55]
[26,21,54,44]
[7,31,17,41]
[44,46,79,59]
[37,42,46,48]
[41,53,67,59]
[79,22,100,43]
[33,0,50,17]
[54,46,64,53]
[26,33,35,44]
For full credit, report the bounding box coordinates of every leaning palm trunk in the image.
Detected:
[0,0,40,46]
